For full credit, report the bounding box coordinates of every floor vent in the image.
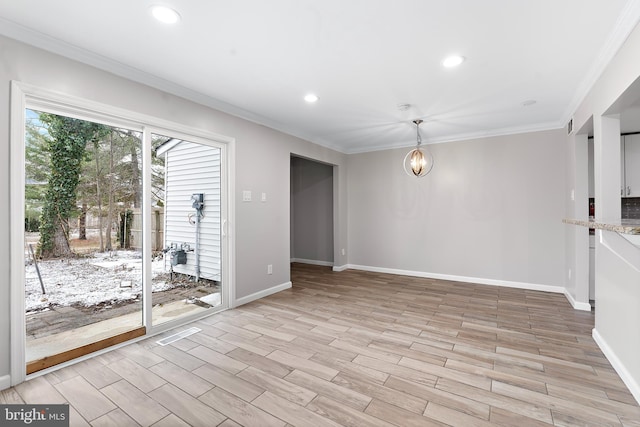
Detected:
[156,326,201,346]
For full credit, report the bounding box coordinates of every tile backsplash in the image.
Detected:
[622,197,640,219]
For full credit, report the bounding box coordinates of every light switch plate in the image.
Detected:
[243,190,252,202]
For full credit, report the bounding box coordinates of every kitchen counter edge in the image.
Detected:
[563,218,640,235]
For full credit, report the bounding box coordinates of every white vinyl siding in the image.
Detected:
[163,140,221,281]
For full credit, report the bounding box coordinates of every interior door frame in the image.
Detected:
[10,81,235,385]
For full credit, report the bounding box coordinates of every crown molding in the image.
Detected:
[344,120,565,154]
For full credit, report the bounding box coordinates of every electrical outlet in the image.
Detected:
[267,264,273,275]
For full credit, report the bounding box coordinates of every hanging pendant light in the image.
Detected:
[403,119,433,177]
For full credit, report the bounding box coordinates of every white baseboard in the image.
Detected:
[233,282,292,307]
[344,264,565,294]
[0,374,10,391]
[593,328,640,404]
[332,264,348,272]
[290,258,334,267]
[564,290,592,311]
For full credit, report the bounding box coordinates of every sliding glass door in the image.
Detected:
[12,83,231,380]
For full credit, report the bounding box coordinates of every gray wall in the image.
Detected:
[290,157,334,264]
[347,129,567,287]
[0,35,348,382]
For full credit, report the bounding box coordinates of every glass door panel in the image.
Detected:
[151,134,223,325]
[24,109,144,373]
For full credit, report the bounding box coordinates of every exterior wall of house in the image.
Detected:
[163,141,222,281]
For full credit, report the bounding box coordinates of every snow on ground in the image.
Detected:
[25,250,174,312]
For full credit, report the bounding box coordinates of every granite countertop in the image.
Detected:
[563,218,640,234]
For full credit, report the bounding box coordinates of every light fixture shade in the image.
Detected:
[403,147,433,177]
[402,119,434,177]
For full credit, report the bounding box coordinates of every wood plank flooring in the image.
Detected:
[2,263,639,426]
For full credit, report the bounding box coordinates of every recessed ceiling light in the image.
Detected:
[151,5,181,24]
[304,94,319,103]
[442,55,465,68]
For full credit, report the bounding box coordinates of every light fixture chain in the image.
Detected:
[413,119,422,146]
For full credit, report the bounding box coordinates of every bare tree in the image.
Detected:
[105,132,115,251]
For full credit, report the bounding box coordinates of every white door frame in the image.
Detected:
[10,81,235,385]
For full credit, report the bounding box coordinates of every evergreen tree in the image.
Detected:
[25,111,50,231]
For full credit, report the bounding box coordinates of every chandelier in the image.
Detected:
[403,119,434,177]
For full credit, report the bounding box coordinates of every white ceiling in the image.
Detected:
[1,1,639,153]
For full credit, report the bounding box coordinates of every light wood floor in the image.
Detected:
[2,263,639,426]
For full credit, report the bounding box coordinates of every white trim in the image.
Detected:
[10,81,27,386]
[291,258,334,267]
[343,264,565,294]
[563,290,593,311]
[142,129,153,330]
[332,265,349,272]
[234,282,292,307]
[154,138,183,157]
[226,140,236,311]
[593,328,640,405]
[346,120,564,154]
[0,375,10,391]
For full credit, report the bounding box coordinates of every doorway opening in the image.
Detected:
[572,117,594,311]
[290,156,335,269]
